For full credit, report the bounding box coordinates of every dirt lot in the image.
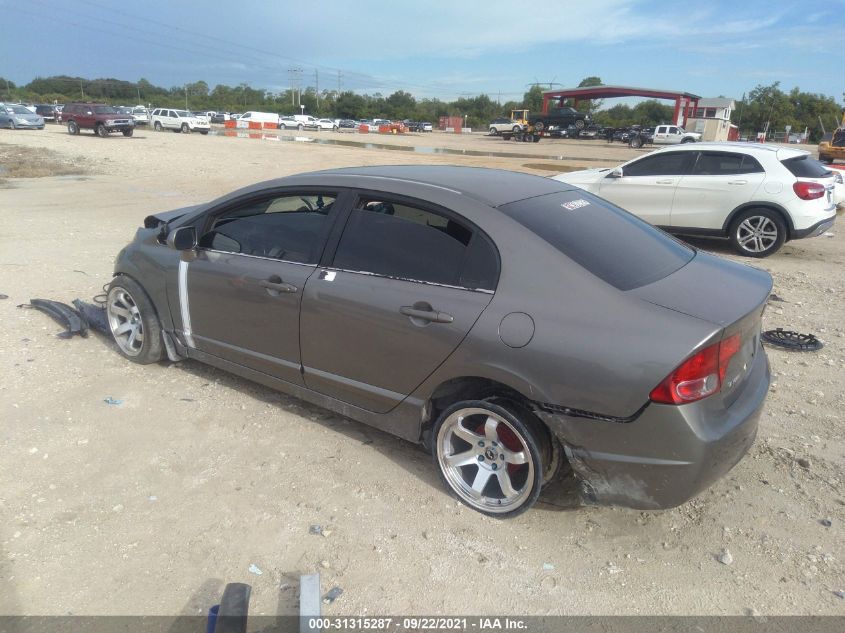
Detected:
[0,125,843,617]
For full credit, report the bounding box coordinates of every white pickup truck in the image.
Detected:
[653,124,701,144]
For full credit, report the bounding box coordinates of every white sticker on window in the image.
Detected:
[561,199,590,211]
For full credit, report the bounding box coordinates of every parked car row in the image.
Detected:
[0,103,45,129]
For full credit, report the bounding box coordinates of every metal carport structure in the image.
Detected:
[541,85,701,127]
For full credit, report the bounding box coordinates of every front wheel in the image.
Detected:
[181,123,190,133]
[297,123,304,131]
[681,137,694,143]
[154,121,162,131]
[106,276,164,364]
[67,120,79,135]
[96,123,108,138]
[122,128,133,137]
[729,209,787,258]
[433,400,547,517]
[630,135,643,148]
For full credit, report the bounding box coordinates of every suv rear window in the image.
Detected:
[499,191,694,291]
[782,155,831,178]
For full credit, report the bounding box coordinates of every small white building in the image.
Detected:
[684,98,738,142]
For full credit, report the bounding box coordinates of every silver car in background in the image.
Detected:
[0,104,45,129]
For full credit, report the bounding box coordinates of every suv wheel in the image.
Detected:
[681,137,694,143]
[181,123,190,133]
[67,120,79,135]
[729,208,787,258]
[297,123,304,131]
[489,127,498,136]
[122,128,133,137]
[96,123,108,138]
[433,400,547,517]
[153,121,162,131]
[574,119,586,130]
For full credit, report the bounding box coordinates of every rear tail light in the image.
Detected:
[793,181,826,200]
[650,333,742,405]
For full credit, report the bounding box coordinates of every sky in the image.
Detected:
[1,0,844,106]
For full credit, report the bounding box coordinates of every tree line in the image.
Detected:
[1,75,840,140]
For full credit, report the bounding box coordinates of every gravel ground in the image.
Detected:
[0,126,843,616]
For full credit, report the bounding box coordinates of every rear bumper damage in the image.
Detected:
[538,346,769,510]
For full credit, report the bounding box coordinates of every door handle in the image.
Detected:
[259,278,297,294]
[656,179,674,184]
[728,180,748,185]
[400,306,454,324]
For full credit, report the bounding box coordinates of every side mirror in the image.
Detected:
[167,226,197,251]
[608,167,624,178]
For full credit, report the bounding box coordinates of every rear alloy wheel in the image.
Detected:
[434,400,545,517]
[106,276,164,364]
[96,123,108,137]
[574,119,586,130]
[730,209,786,258]
[67,120,79,135]
[154,121,162,131]
[181,123,190,133]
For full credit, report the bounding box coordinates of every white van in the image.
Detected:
[238,111,280,127]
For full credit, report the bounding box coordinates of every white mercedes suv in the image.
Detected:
[553,143,839,257]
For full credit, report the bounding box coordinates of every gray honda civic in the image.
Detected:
[108,166,771,517]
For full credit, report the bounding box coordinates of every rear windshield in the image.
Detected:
[782,155,831,178]
[499,190,694,290]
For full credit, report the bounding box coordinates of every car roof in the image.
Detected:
[650,141,809,160]
[299,165,576,207]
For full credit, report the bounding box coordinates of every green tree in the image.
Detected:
[523,85,544,112]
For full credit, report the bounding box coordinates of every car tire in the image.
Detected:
[96,124,108,138]
[523,133,534,142]
[67,120,79,135]
[630,135,643,148]
[512,126,520,133]
[298,123,304,131]
[574,119,586,130]
[200,130,208,135]
[681,137,694,143]
[154,121,162,131]
[106,276,165,364]
[10,120,17,130]
[729,208,787,258]
[122,128,133,137]
[433,399,548,518]
[534,120,545,132]
[333,125,338,131]
[181,123,190,133]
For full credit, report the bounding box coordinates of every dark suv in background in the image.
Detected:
[63,102,135,137]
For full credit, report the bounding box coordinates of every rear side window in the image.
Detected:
[782,155,832,178]
[692,152,764,175]
[499,191,694,291]
[332,198,498,290]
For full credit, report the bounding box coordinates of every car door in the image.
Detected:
[671,151,767,230]
[595,151,695,226]
[299,195,499,413]
[183,190,345,385]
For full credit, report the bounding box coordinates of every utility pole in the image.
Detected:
[288,67,303,108]
[315,69,319,111]
[80,80,84,99]
[337,70,342,94]
[185,85,188,111]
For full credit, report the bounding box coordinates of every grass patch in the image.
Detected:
[0,142,89,186]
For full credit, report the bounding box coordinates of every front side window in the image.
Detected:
[199,193,336,263]
[624,152,693,177]
[92,106,120,114]
[332,198,497,289]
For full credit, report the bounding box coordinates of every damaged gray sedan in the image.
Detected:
[108,166,772,516]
